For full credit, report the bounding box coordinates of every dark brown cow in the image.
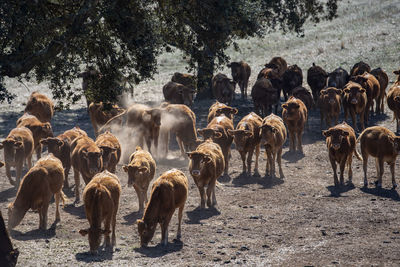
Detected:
[251,77,279,116]
[0,210,19,267]
[387,85,400,133]
[342,82,368,132]
[137,169,188,247]
[163,81,195,107]
[25,92,54,123]
[171,72,196,91]
[88,102,125,137]
[350,73,380,121]
[318,87,342,128]
[323,122,361,186]
[358,126,400,188]
[95,131,121,173]
[282,64,303,100]
[228,112,262,175]
[307,63,328,102]
[350,61,371,77]
[212,73,236,105]
[227,61,251,99]
[207,101,238,123]
[327,67,349,89]
[282,97,308,153]
[370,67,389,114]
[264,57,288,77]
[292,86,314,111]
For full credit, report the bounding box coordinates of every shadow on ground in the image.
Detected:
[185,206,221,224]
[134,239,183,258]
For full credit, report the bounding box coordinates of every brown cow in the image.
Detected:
[207,101,238,123]
[95,131,121,173]
[327,67,349,89]
[307,63,328,102]
[1,127,34,186]
[394,70,400,85]
[342,82,367,132]
[350,61,371,77]
[41,126,87,188]
[282,97,308,153]
[259,114,287,178]
[88,102,125,137]
[24,92,54,123]
[198,115,233,176]
[358,126,400,188]
[292,86,314,111]
[323,122,361,186]
[212,73,236,105]
[163,81,195,107]
[228,112,262,175]
[16,113,53,160]
[264,57,288,77]
[227,61,251,99]
[8,154,66,230]
[159,103,201,157]
[79,171,121,254]
[318,87,342,128]
[137,169,188,247]
[71,136,103,202]
[282,64,303,100]
[0,161,3,168]
[370,67,389,114]
[387,85,400,133]
[123,146,156,213]
[0,210,19,267]
[350,73,380,121]
[171,72,196,91]
[187,140,224,209]
[251,77,279,116]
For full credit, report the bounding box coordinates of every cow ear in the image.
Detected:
[271,127,278,133]
[394,96,400,102]
[343,88,350,93]
[44,122,51,129]
[186,152,193,159]
[138,166,148,173]
[0,161,4,168]
[360,88,366,93]
[122,165,129,172]
[393,70,400,75]
[322,130,331,137]
[82,151,89,158]
[14,141,23,148]
[102,229,111,235]
[213,132,223,138]
[281,104,288,109]
[245,131,253,137]
[227,129,235,136]
[57,139,64,146]
[232,108,238,114]
[79,229,88,236]
[320,90,327,95]
[197,129,204,136]
[342,131,349,136]
[202,155,212,163]
[335,89,342,95]
[40,139,48,145]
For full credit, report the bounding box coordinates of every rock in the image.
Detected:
[240,246,249,251]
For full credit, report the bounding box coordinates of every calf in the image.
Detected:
[307,63,328,102]
[88,102,125,137]
[259,114,287,178]
[251,77,279,116]
[327,67,349,89]
[198,115,233,176]
[350,61,371,77]
[1,127,34,186]
[318,87,342,128]
[163,81,195,107]
[95,131,121,173]
[0,210,19,267]
[79,171,121,254]
[71,136,103,202]
[212,73,236,105]
[123,146,156,213]
[387,85,400,133]
[8,154,66,230]
[282,64,303,100]
[350,73,380,121]
[323,122,361,186]
[137,169,188,247]
[187,140,224,208]
[171,72,196,91]
[24,92,54,123]
[292,86,314,111]
[227,61,251,99]
[228,112,262,175]
[16,113,53,160]
[370,67,389,114]
[358,126,400,188]
[342,82,367,131]
[207,101,238,123]
[282,97,308,153]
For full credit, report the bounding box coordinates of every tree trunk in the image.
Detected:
[195,47,215,100]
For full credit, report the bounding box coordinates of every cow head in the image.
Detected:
[31,122,54,140]
[177,85,195,107]
[82,150,103,175]
[282,98,301,120]
[8,201,27,230]
[343,83,366,104]
[394,70,400,83]
[122,164,149,187]
[260,124,278,145]
[322,128,349,150]
[145,108,162,128]
[320,87,342,105]
[79,227,111,254]
[1,138,23,165]
[328,68,349,88]
[350,75,369,89]
[137,219,157,247]
[215,107,238,120]
[394,95,400,105]
[197,128,223,141]
[40,137,64,157]
[187,151,211,177]
[258,67,280,80]
[227,62,242,80]
[228,129,253,151]
[388,136,400,154]
[98,145,117,170]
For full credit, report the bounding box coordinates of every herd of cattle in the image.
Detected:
[1,57,400,264]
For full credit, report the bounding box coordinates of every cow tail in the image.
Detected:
[60,191,68,206]
[354,149,362,161]
[99,110,127,133]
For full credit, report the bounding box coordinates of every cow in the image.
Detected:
[282,97,308,153]
[211,73,236,105]
[171,72,196,91]
[198,114,233,176]
[159,103,201,157]
[227,61,251,99]
[259,114,287,178]
[207,101,238,123]
[342,82,368,132]
[370,67,389,114]
[292,86,314,111]
[1,127,34,186]
[79,171,121,254]
[387,85,400,133]
[0,210,19,267]
[137,169,188,247]
[16,113,53,160]
[323,122,361,186]
[88,102,125,137]
[358,126,400,189]
[0,161,3,168]
[318,87,342,128]
[24,92,54,123]
[350,61,371,77]
[394,70,400,85]
[228,112,262,175]
[264,57,288,77]
[251,77,279,116]
[95,131,121,173]
[307,63,328,102]
[282,64,303,100]
[71,136,103,202]
[123,146,156,213]
[40,126,87,188]
[8,154,66,230]
[350,73,380,121]
[327,67,349,89]
[187,140,224,209]
[163,81,195,107]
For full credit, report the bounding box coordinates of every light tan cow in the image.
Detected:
[25,92,54,123]
[95,131,121,173]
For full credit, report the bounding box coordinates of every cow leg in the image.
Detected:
[376,158,384,188]
[339,156,346,185]
[330,156,339,186]
[16,162,23,186]
[55,192,61,221]
[112,207,118,246]
[362,153,369,187]
[206,181,216,207]
[161,212,174,246]
[198,186,206,209]
[103,216,112,248]
[133,185,144,213]
[247,148,254,174]
[223,148,230,175]
[145,138,152,155]
[27,155,32,169]
[350,109,357,132]
[36,144,42,161]
[5,163,15,186]
[396,114,400,133]
[176,136,186,158]
[63,167,70,188]
[39,200,50,230]
[239,150,247,173]
[266,149,273,177]
[390,162,397,189]
[177,205,184,240]
[277,148,284,178]
[73,168,80,203]
[297,130,303,153]
[360,111,365,131]
[254,145,260,176]
[288,131,295,152]
[347,153,353,182]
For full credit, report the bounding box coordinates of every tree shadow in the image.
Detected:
[75,248,114,262]
[326,182,355,197]
[282,151,305,163]
[360,186,400,201]
[63,203,86,219]
[10,220,58,241]
[185,206,221,224]
[122,211,142,225]
[134,239,183,258]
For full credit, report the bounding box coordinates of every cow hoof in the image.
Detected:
[393,184,398,189]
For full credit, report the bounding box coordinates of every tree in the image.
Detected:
[156,0,339,98]
[0,0,161,108]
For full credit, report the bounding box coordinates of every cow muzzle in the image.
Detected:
[191,170,200,176]
[329,99,335,104]
[351,98,358,104]
[332,144,340,150]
